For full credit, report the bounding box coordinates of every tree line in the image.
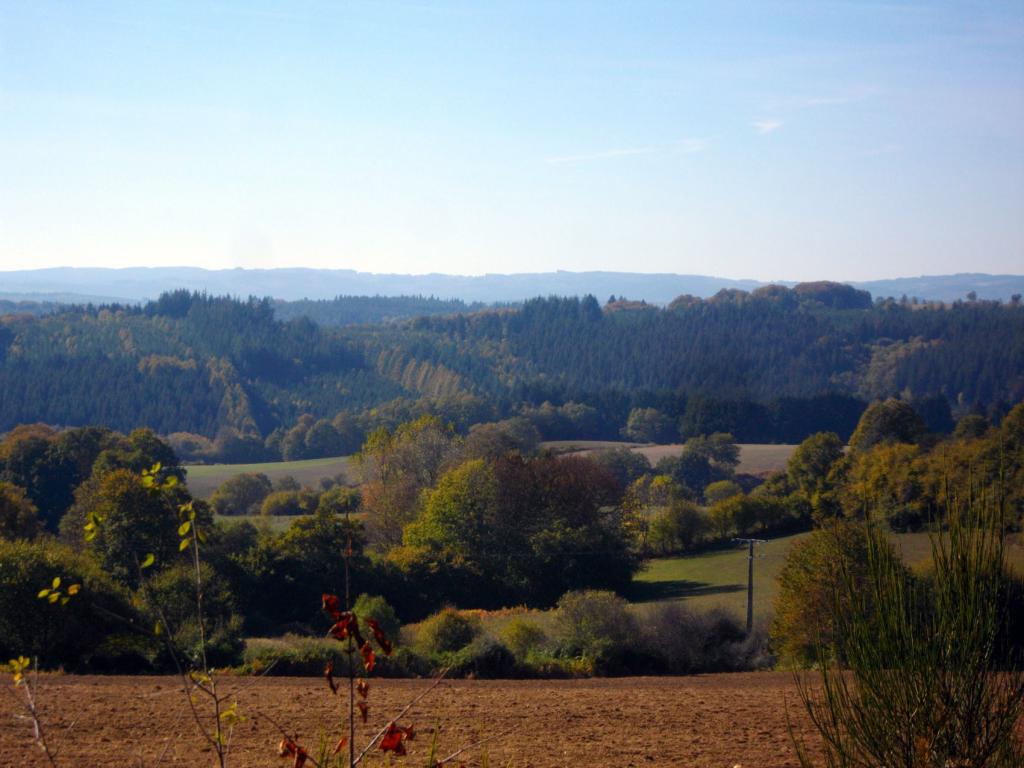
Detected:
[1,285,1022,463]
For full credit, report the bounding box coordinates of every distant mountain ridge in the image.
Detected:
[1,267,1021,304]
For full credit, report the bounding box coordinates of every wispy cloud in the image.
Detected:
[544,147,656,165]
[753,119,783,135]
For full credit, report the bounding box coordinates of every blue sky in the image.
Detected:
[1,0,1022,280]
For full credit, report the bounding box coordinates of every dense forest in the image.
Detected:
[1,284,1022,461]
[273,294,494,327]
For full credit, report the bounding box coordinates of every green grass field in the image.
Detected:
[214,513,310,533]
[628,532,812,619]
[188,443,794,499]
[541,440,798,476]
[629,530,1024,620]
[185,455,355,498]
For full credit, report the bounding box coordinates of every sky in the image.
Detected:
[1,0,1022,281]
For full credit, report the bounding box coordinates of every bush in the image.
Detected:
[501,617,547,660]
[415,607,482,656]
[144,562,245,668]
[792,502,1024,767]
[352,593,401,644]
[447,636,518,678]
[704,479,743,506]
[240,635,429,678]
[554,590,635,673]
[260,490,311,516]
[647,500,707,554]
[0,538,140,670]
[209,472,273,516]
[771,520,888,667]
[634,602,768,673]
[316,485,361,515]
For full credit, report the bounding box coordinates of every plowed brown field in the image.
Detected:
[1,672,822,767]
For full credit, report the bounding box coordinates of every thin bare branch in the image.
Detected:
[433,724,519,766]
[353,669,451,765]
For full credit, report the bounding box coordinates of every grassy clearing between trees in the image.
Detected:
[213,513,310,533]
[185,442,794,500]
[629,531,1024,619]
[184,455,354,498]
[629,532,813,617]
[543,440,799,475]
[632,442,799,475]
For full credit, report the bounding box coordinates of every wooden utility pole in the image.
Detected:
[733,538,766,633]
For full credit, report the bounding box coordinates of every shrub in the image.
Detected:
[704,479,743,506]
[634,602,772,674]
[793,501,1024,767]
[209,472,273,516]
[447,636,518,678]
[315,485,361,515]
[240,635,429,677]
[352,593,401,644]
[501,617,547,660]
[771,520,885,667]
[647,500,707,554]
[144,562,245,668]
[553,590,635,673]
[415,607,482,656]
[260,490,309,516]
[0,537,140,669]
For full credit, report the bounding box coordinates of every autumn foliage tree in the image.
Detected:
[60,467,198,587]
[357,415,461,548]
[400,453,637,607]
[771,520,887,667]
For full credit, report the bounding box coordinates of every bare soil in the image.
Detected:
[1,672,821,767]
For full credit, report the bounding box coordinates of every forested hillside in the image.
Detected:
[273,294,493,327]
[1,285,1022,459]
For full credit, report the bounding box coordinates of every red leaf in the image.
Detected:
[322,594,343,621]
[366,618,394,656]
[331,736,348,755]
[357,700,369,723]
[356,678,369,699]
[324,660,338,695]
[379,722,407,755]
[402,723,417,741]
[278,737,308,766]
[360,641,376,673]
[328,612,365,647]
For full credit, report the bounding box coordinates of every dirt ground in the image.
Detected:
[1,672,821,767]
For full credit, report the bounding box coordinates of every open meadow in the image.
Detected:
[630,531,1024,619]
[184,456,355,499]
[185,442,795,502]
[543,441,799,476]
[0,672,823,767]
